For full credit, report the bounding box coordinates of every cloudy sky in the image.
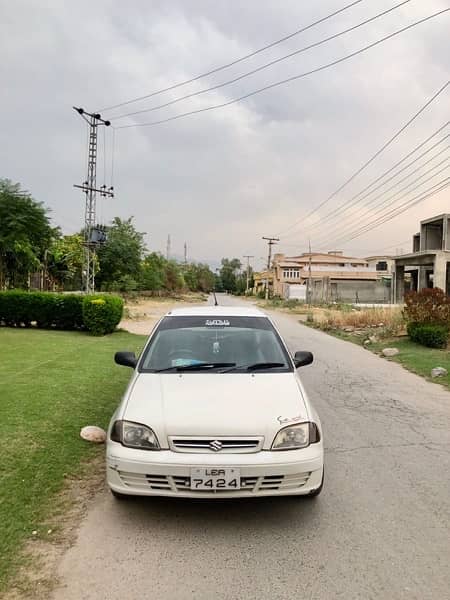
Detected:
[1,0,449,269]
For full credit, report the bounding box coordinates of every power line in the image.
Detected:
[110,127,116,189]
[113,0,410,121]
[316,177,450,248]
[116,11,449,130]
[326,178,450,247]
[287,141,450,242]
[351,239,412,254]
[314,160,450,247]
[99,0,366,113]
[312,160,450,248]
[277,77,450,236]
[281,122,449,239]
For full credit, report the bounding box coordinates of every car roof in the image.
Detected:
[166,305,267,318]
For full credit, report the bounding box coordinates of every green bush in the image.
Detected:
[0,291,84,329]
[53,294,84,329]
[82,294,123,336]
[407,322,449,348]
[0,291,32,326]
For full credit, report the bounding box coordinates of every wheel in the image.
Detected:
[305,467,324,498]
[110,488,132,500]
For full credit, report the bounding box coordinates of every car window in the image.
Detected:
[139,315,292,372]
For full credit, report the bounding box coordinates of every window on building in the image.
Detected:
[376,261,387,271]
[283,269,300,279]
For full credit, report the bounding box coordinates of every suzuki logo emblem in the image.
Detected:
[209,440,223,452]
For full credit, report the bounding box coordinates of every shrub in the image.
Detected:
[82,294,123,336]
[0,291,32,326]
[404,288,450,325]
[53,294,84,329]
[407,322,449,348]
[0,291,84,329]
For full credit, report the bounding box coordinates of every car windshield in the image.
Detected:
[139,315,292,373]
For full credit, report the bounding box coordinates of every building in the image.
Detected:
[256,251,391,303]
[393,214,450,302]
[365,255,395,275]
[253,270,273,296]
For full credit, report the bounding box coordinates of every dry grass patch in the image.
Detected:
[319,307,404,334]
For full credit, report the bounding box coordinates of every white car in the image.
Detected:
[107,306,324,499]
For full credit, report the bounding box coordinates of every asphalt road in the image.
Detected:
[52,296,450,600]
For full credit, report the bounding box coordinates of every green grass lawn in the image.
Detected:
[0,328,146,591]
[369,337,450,388]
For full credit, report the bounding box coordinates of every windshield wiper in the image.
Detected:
[219,362,286,373]
[153,362,236,373]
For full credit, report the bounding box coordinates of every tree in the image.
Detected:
[140,252,166,291]
[183,262,215,292]
[0,178,55,289]
[96,217,146,291]
[47,233,85,290]
[164,260,185,292]
[219,258,242,293]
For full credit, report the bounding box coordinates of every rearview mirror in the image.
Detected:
[114,351,137,368]
[293,351,313,368]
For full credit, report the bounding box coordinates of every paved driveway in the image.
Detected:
[51,296,450,600]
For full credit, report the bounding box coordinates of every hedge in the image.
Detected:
[407,322,449,349]
[82,295,124,336]
[0,291,123,335]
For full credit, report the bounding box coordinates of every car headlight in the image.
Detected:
[271,422,320,450]
[110,420,160,450]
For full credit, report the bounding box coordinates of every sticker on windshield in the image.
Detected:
[171,358,204,367]
[205,319,230,326]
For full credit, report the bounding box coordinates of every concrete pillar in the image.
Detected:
[418,266,428,290]
[323,277,330,303]
[395,265,405,303]
[433,254,447,291]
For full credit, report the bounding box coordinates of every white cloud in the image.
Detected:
[1,0,449,264]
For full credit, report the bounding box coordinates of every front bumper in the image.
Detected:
[106,442,324,498]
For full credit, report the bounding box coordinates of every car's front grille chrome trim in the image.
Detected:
[168,436,264,453]
[117,471,312,493]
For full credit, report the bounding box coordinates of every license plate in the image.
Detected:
[190,468,241,490]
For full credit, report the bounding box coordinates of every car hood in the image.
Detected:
[122,373,309,444]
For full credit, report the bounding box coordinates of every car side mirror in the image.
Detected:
[293,351,313,368]
[115,351,137,368]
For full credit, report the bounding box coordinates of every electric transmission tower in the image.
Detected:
[73,107,114,293]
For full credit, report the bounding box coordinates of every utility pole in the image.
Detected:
[307,239,313,306]
[243,255,254,295]
[184,242,188,264]
[262,237,279,300]
[73,107,113,293]
[166,234,171,260]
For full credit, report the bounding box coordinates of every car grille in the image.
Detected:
[117,471,311,493]
[168,436,263,454]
